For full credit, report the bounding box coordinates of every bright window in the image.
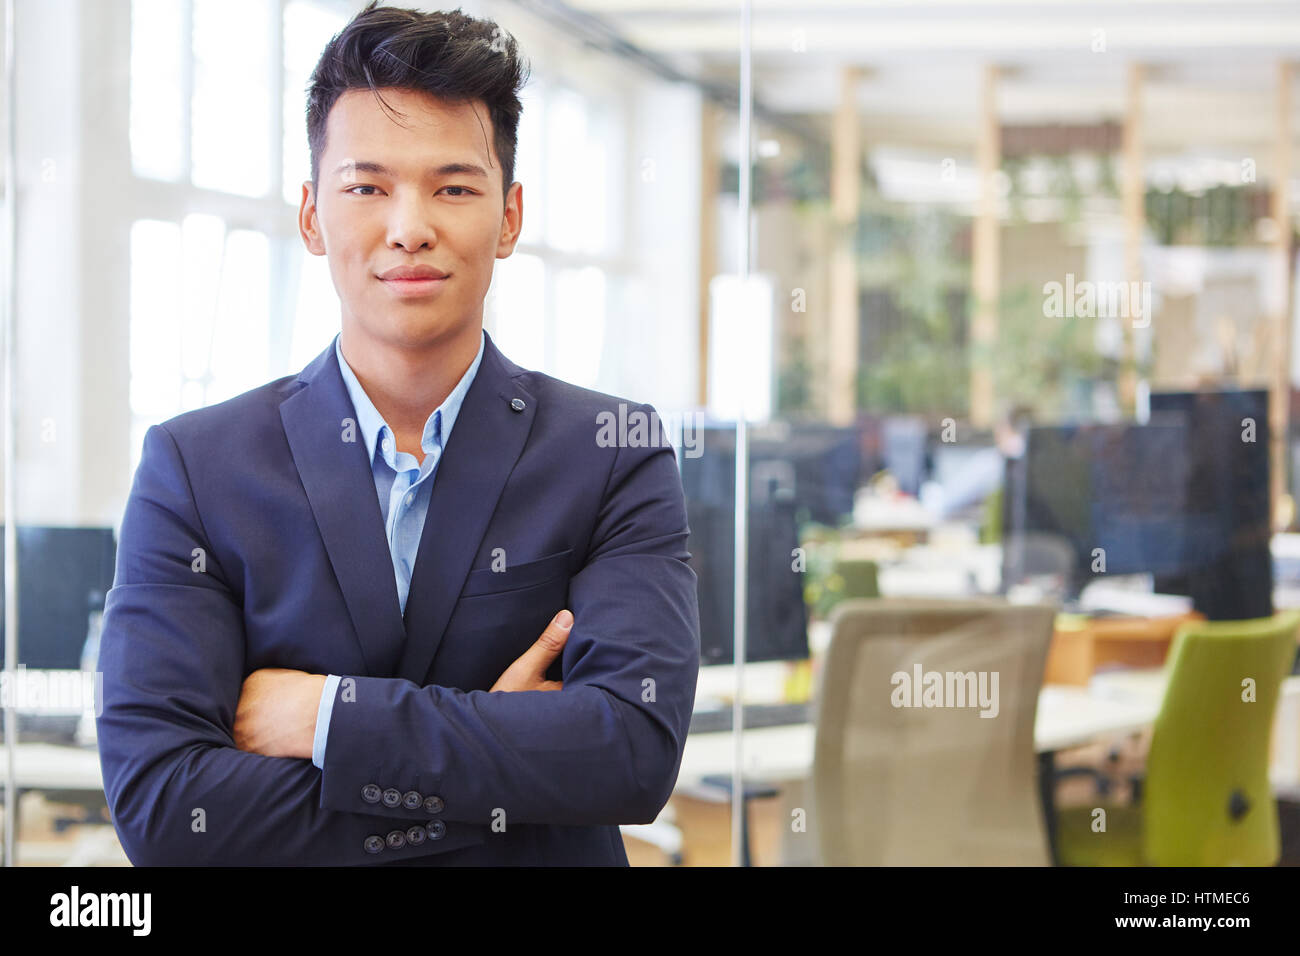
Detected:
[127,0,349,476]
[487,76,626,391]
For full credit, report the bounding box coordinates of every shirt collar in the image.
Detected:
[333,328,486,466]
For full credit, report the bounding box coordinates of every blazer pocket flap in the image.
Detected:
[461,548,573,597]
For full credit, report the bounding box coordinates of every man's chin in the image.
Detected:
[361,314,475,351]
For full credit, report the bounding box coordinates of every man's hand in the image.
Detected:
[234,668,326,759]
[233,610,573,757]
[490,609,572,692]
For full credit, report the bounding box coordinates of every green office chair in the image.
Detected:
[981,484,1003,545]
[1056,611,1300,866]
[808,557,880,620]
[832,558,880,602]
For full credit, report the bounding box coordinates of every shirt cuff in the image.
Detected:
[312,674,341,769]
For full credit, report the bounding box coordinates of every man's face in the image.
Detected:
[299,87,522,351]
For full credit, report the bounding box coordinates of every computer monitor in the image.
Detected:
[749,419,863,527]
[1004,394,1273,620]
[679,422,811,665]
[929,436,1000,520]
[881,416,927,496]
[0,525,117,669]
[1148,389,1273,621]
[1004,422,1191,597]
[931,439,996,491]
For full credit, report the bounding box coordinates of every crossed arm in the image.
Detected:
[97,421,700,866]
[232,608,576,760]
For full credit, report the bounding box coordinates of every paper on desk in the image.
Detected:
[1076,582,1192,617]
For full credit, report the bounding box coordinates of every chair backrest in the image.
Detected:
[832,558,880,602]
[1143,610,1300,865]
[980,484,1003,544]
[813,597,1058,865]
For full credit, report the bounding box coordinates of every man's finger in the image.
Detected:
[492,609,572,689]
[521,608,572,669]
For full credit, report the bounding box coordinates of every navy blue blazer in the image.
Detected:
[96,329,701,866]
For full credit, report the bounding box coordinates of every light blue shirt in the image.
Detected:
[311,329,485,769]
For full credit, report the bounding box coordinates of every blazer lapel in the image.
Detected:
[279,340,407,676]
[396,331,536,684]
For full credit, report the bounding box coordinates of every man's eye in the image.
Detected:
[346,185,380,196]
[442,186,475,197]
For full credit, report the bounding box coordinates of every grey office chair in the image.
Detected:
[812,597,1058,865]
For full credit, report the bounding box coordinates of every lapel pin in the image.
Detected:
[510,398,526,412]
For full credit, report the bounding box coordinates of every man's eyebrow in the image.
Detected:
[334,160,490,179]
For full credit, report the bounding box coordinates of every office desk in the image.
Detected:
[678,684,1158,785]
[1089,669,1300,790]
[2,743,110,865]
[8,742,103,791]
[676,686,1157,865]
[1044,612,1204,686]
[851,495,936,536]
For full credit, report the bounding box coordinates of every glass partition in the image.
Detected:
[4,0,1299,874]
[732,1,1300,868]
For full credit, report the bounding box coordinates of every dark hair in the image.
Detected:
[306,2,529,206]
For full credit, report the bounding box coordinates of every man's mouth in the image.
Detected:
[376,272,451,297]
[377,264,449,279]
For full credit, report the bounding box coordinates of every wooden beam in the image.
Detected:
[1119,62,1145,415]
[698,99,720,408]
[970,64,1000,429]
[1271,60,1293,528]
[828,66,865,425]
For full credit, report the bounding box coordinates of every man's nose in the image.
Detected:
[386,192,438,251]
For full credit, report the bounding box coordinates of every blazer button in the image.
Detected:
[406,825,427,846]
[363,834,385,854]
[402,790,422,810]
[386,829,407,850]
[510,398,526,412]
[361,783,382,804]
[425,819,447,840]
[381,788,402,808]
[423,795,444,814]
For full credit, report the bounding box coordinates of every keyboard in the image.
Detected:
[689,700,812,734]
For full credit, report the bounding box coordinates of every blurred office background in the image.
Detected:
[4,0,1300,866]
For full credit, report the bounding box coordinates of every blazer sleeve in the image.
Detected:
[96,424,487,865]
[318,402,702,827]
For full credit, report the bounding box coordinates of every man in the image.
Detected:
[96,2,700,866]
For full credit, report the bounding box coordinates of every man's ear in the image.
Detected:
[496,180,523,258]
[300,180,326,256]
